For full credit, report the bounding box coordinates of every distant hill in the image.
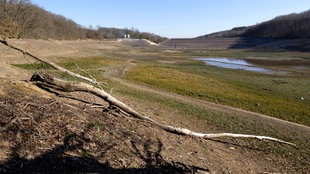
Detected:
[199,9,310,39]
[243,10,310,39]
[197,27,248,39]
[0,0,166,43]
[161,9,310,51]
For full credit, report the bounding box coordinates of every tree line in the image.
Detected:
[0,0,166,42]
[200,9,310,39]
[243,9,310,39]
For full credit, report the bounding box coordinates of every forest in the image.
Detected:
[243,9,310,39]
[200,9,310,39]
[0,0,166,42]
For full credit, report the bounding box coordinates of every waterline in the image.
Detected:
[194,58,272,73]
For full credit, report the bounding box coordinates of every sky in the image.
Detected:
[32,0,310,38]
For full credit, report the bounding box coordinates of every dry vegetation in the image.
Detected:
[0,80,200,173]
[0,39,310,173]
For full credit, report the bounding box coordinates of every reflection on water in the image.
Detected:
[194,57,310,74]
[194,58,272,73]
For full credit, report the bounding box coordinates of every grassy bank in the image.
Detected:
[125,60,310,126]
[13,56,123,70]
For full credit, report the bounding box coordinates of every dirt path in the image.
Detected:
[107,61,310,137]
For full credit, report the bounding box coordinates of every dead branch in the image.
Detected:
[0,38,100,85]
[74,63,106,89]
[0,116,18,132]
[30,72,296,146]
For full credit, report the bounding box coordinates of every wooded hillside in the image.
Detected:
[199,9,310,39]
[0,0,166,42]
[243,9,310,39]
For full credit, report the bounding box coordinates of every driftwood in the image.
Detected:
[1,38,296,146]
[30,72,296,146]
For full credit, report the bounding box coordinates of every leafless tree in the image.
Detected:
[243,10,310,39]
[0,0,166,42]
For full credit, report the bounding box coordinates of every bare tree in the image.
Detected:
[0,0,166,41]
[243,10,310,39]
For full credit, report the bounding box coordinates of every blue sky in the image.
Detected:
[32,0,310,38]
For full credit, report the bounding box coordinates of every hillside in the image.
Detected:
[159,37,310,51]
[0,0,166,42]
[243,9,310,39]
[161,9,310,51]
[199,9,310,39]
[160,10,310,52]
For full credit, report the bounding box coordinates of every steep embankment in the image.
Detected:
[159,37,310,51]
[159,38,239,49]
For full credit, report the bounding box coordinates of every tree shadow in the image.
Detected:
[0,133,205,174]
[0,87,209,173]
[229,37,310,52]
[229,37,274,49]
[209,138,271,152]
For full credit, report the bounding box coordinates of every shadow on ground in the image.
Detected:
[0,87,208,173]
[229,37,310,52]
[1,133,198,173]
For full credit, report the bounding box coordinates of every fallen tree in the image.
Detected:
[30,72,296,146]
[1,38,296,146]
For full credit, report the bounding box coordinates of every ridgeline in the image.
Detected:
[161,9,310,51]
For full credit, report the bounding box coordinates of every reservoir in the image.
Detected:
[194,57,310,74]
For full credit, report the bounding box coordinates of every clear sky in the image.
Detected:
[32,0,310,38]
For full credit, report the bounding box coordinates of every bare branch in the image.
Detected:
[0,38,100,85]
[0,116,18,132]
[74,63,106,90]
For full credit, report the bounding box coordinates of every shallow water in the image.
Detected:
[194,58,272,73]
[194,57,310,74]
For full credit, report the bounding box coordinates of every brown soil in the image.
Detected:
[1,79,274,174]
[159,37,310,51]
[0,39,309,173]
